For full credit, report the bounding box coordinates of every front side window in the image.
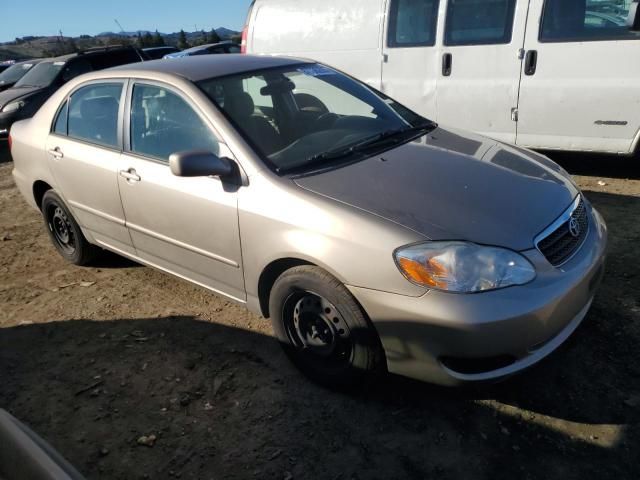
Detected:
[130,84,219,161]
[541,0,640,42]
[67,83,122,148]
[444,0,517,46]
[198,63,434,174]
[388,0,440,47]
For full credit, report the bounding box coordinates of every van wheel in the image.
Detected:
[269,265,384,388]
[41,190,98,266]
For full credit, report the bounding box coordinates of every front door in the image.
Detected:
[436,0,530,143]
[46,81,134,255]
[118,81,245,302]
[516,0,640,153]
[381,0,442,120]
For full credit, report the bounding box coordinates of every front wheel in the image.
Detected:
[41,190,98,266]
[269,266,384,388]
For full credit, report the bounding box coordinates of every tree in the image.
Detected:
[153,30,165,47]
[208,28,221,44]
[137,32,143,47]
[177,29,189,49]
[143,31,154,47]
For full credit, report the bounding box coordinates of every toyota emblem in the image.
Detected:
[568,217,581,238]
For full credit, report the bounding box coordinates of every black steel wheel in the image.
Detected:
[41,190,98,266]
[270,265,384,388]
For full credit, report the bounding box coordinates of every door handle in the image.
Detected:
[524,50,538,76]
[119,168,141,183]
[47,147,63,159]
[442,53,452,77]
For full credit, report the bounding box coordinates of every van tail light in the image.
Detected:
[240,26,248,54]
[7,133,12,152]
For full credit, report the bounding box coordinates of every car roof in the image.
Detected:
[49,47,140,63]
[183,41,234,53]
[143,46,177,51]
[108,54,308,82]
[9,58,45,66]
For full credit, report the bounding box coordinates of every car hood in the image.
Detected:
[0,86,42,108]
[294,127,579,251]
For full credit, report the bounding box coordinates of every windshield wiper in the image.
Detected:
[277,122,436,175]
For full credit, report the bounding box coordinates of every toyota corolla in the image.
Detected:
[10,55,607,387]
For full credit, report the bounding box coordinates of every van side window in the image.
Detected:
[444,0,517,46]
[388,0,440,48]
[540,0,640,42]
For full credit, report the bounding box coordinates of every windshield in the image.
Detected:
[0,62,38,86]
[198,63,433,174]
[14,61,64,88]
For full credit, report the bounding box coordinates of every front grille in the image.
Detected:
[536,197,589,266]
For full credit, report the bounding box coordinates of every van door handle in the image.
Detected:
[442,53,453,77]
[119,168,141,183]
[524,50,538,76]
[47,147,63,159]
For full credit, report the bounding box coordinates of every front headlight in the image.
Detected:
[394,241,536,293]
[1,100,26,113]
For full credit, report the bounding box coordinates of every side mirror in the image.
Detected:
[628,1,640,31]
[169,150,234,178]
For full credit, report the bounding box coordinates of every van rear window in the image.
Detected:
[388,0,440,48]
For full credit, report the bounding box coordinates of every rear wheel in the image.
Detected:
[41,190,98,266]
[269,266,384,388]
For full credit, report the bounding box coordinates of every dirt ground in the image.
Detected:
[0,148,639,480]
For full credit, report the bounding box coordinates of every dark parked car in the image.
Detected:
[142,46,180,59]
[0,61,14,73]
[0,46,144,143]
[163,41,240,58]
[0,59,44,92]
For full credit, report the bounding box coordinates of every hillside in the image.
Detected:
[0,27,240,60]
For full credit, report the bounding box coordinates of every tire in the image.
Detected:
[41,190,99,266]
[269,265,384,388]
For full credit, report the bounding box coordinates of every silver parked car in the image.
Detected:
[10,55,607,387]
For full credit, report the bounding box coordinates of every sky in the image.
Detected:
[1,0,253,42]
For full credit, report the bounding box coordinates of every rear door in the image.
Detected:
[46,80,134,255]
[516,0,640,153]
[118,81,246,302]
[381,0,441,120]
[435,0,530,143]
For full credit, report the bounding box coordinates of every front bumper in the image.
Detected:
[348,206,608,386]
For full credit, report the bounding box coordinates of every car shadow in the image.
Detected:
[545,150,640,180]
[1,314,637,480]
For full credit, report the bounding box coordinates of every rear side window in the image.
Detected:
[53,100,69,135]
[67,83,123,148]
[129,84,219,161]
[540,0,640,42]
[388,0,440,47]
[444,0,517,46]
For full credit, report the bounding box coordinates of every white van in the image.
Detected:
[243,0,640,156]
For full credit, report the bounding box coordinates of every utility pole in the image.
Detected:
[114,19,126,35]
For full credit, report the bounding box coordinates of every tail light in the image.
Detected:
[240,26,248,54]
[7,133,12,151]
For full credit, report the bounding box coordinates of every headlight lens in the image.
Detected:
[1,100,26,113]
[394,241,536,293]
